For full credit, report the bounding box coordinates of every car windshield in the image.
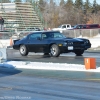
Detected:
[47,32,66,38]
[73,25,83,29]
[73,25,78,29]
[58,25,62,28]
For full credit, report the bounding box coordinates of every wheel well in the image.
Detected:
[19,44,22,48]
[49,43,56,49]
[19,44,28,50]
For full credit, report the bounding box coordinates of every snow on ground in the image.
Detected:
[0,61,100,72]
[0,39,10,48]
[78,34,100,48]
[88,34,100,48]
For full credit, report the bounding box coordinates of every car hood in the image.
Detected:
[66,37,84,42]
[54,37,84,42]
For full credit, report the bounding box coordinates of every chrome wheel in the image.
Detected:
[19,45,28,56]
[50,46,57,55]
[50,44,60,57]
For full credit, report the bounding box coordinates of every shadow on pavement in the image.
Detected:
[0,63,22,77]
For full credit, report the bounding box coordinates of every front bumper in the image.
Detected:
[59,44,91,52]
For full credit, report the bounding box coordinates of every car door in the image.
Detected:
[27,33,42,52]
[27,33,49,52]
[40,33,50,52]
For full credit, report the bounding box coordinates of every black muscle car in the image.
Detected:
[13,31,91,57]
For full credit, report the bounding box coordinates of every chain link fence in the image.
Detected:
[63,29,100,38]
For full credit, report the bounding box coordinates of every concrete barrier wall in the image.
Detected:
[0,48,7,61]
[63,29,100,38]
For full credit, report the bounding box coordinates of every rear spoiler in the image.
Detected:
[13,39,20,44]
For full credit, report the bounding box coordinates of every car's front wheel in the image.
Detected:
[50,44,60,57]
[19,45,28,56]
[74,50,84,56]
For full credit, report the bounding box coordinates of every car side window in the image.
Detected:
[29,33,41,40]
[42,33,47,39]
[62,25,66,28]
[54,33,62,38]
[83,25,86,29]
[67,25,70,28]
[77,25,83,29]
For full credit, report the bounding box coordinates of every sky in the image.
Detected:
[54,0,100,5]
[10,0,100,5]
[71,0,100,4]
[10,0,100,4]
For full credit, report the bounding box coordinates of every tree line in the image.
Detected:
[38,0,100,28]
[1,0,100,28]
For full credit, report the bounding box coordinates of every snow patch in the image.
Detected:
[0,61,99,72]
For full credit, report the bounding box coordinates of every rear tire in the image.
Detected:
[19,45,28,56]
[74,50,84,56]
[50,44,60,57]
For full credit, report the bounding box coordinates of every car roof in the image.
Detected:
[29,31,59,35]
[75,24,99,25]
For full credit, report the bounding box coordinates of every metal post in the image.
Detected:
[98,29,100,35]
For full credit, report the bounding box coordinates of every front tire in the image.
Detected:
[74,50,84,56]
[19,45,28,56]
[50,44,60,57]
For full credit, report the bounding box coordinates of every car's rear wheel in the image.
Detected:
[74,50,84,56]
[19,45,28,56]
[50,44,60,57]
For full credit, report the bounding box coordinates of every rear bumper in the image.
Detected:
[13,45,19,50]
